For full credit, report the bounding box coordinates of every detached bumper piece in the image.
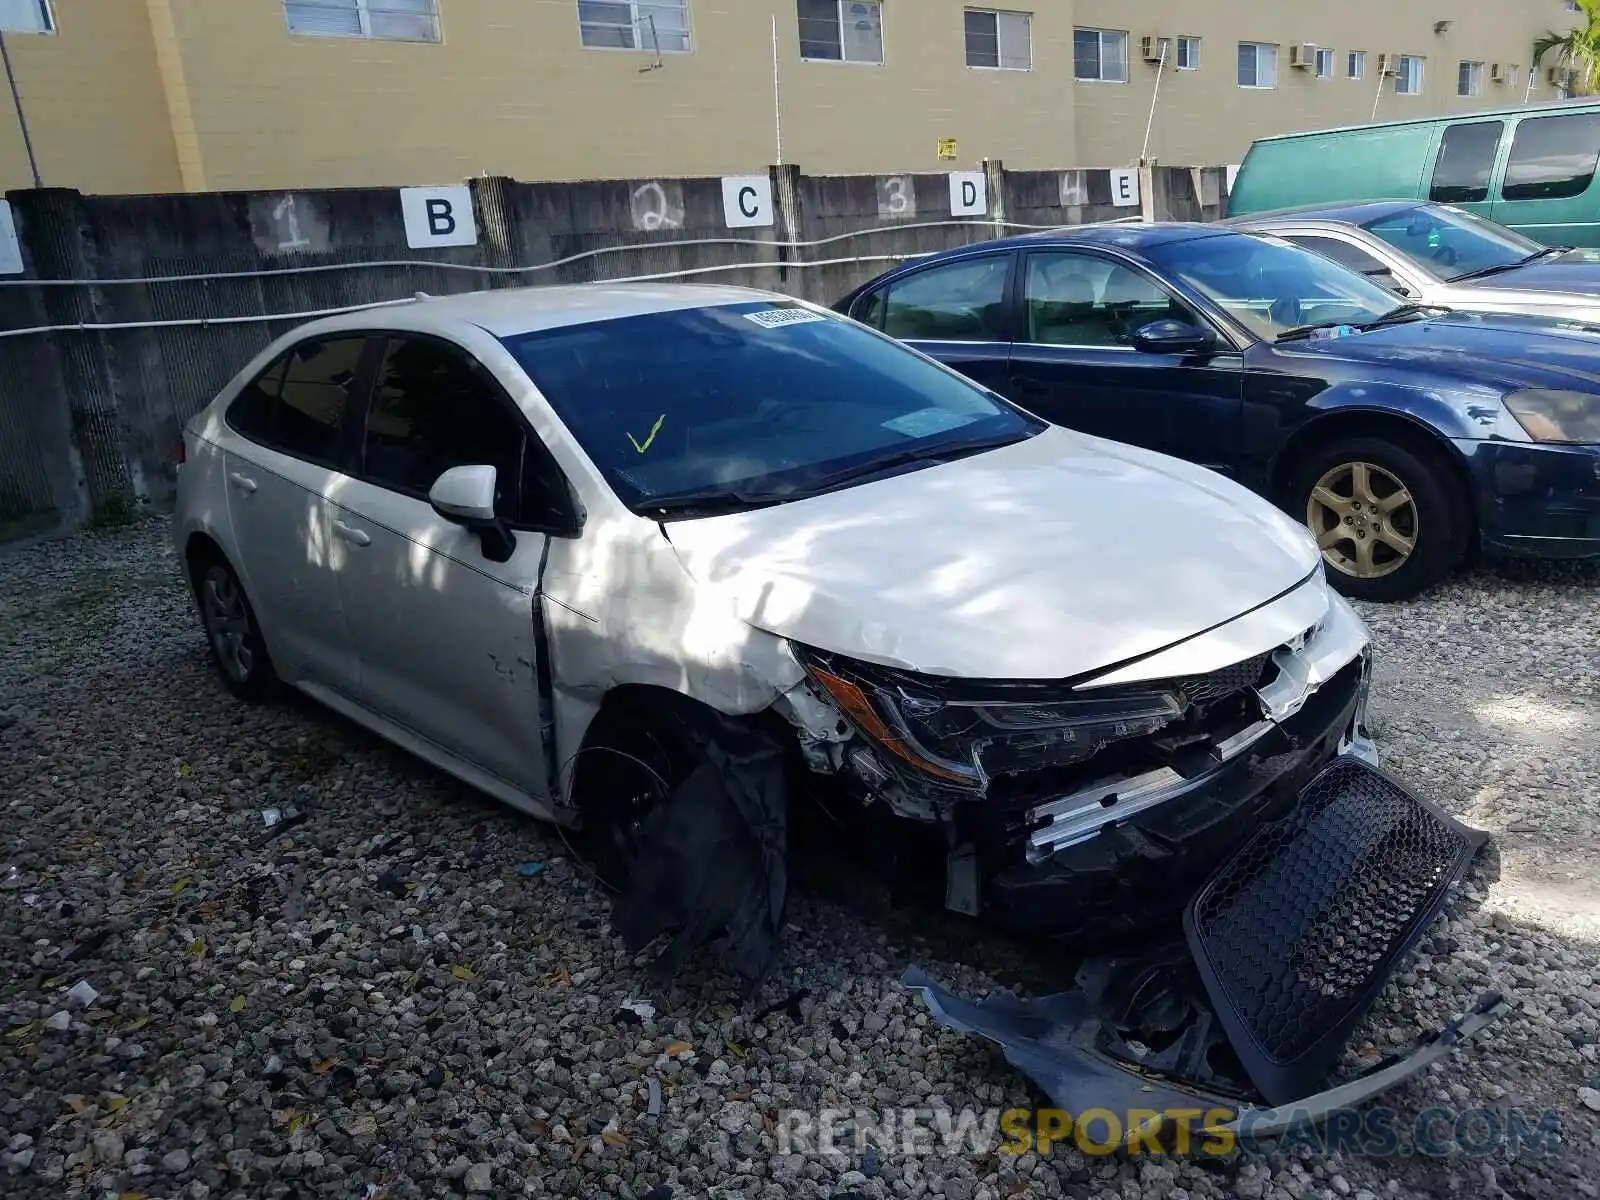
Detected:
[904,757,1503,1133]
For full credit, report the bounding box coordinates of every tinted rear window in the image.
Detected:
[1430,121,1502,204]
[501,302,1039,512]
[1502,113,1600,201]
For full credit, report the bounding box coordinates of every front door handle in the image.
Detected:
[228,472,258,494]
[333,520,371,548]
[1010,376,1050,395]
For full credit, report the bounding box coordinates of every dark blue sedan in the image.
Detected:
[835,223,1600,602]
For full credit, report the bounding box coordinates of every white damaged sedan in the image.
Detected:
[175,283,1502,1124]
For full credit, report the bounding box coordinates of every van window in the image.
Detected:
[1430,122,1503,204]
[1502,113,1600,201]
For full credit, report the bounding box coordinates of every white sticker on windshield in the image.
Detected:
[881,408,980,438]
[742,307,827,329]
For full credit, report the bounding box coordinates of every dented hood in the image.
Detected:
[662,426,1322,680]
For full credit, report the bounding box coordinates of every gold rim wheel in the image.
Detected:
[1306,461,1418,580]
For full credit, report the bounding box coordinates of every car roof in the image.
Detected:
[1225,199,1424,226]
[909,221,1233,264]
[1246,97,1600,144]
[303,281,790,340]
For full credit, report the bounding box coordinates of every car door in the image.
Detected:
[853,252,1016,393]
[1005,249,1246,475]
[1490,111,1600,247]
[218,335,374,692]
[327,333,572,802]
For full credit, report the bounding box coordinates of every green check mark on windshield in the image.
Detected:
[627,413,666,455]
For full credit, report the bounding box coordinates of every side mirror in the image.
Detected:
[1363,268,1410,296]
[1131,318,1217,355]
[428,464,516,562]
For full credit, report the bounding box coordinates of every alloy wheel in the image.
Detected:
[200,565,254,683]
[1305,461,1419,581]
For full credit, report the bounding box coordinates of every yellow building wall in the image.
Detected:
[1071,0,1562,167]
[0,0,181,194]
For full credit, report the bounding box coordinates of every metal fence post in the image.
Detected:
[7,188,132,524]
[770,162,804,298]
[984,157,1007,238]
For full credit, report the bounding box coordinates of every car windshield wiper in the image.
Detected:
[1449,246,1569,281]
[1357,303,1446,329]
[794,431,1032,496]
[640,487,791,518]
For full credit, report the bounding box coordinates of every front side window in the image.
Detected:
[1074,28,1128,82]
[1429,121,1503,204]
[798,0,883,64]
[880,256,1012,341]
[283,0,439,41]
[1502,113,1600,201]
[964,8,1031,71]
[1238,42,1278,89]
[502,302,1041,515]
[1315,48,1334,79]
[1396,55,1424,95]
[1283,234,1393,277]
[1176,36,1200,70]
[360,338,566,526]
[1458,61,1483,96]
[578,1,691,53]
[1149,233,1406,341]
[1022,254,1196,347]
[1348,50,1366,80]
[0,1,52,33]
[227,336,369,466]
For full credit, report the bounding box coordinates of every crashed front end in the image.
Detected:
[791,585,1502,1128]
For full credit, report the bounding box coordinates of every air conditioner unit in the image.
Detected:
[1490,63,1506,84]
[1140,35,1172,64]
[1289,43,1316,69]
[1377,53,1398,76]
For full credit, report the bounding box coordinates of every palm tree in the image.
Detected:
[1533,0,1600,96]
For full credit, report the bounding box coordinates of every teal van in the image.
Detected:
[1227,99,1600,247]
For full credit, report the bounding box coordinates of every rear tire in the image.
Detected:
[190,556,278,701]
[1291,435,1469,603]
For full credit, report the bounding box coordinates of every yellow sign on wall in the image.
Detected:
[937,137,958,160]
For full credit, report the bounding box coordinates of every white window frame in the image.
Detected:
[963,8,1032,72]
[577,1,692,54]
[1238,42,1278,90]
[1458,60,1484,97]
[283,0,440,43]
[1176,36,1200,71]
[1315,47,1334,79]
[1074,28,1128,84]
[1348,50,1366,80]
[799,0,885,66]
[1397,54,1425,95]
[0,0,53,34]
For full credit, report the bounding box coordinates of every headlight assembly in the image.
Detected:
[803,653,1184,789]
[1503,389,1600,444]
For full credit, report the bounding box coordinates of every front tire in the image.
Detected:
[1292,435,1469,603]
[192,557,278,701]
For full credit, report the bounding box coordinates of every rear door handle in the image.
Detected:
[1010,376,1050,395]
[228,472,258,494]
[333,520,371,548]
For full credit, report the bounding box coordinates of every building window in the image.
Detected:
[964,9,1031,70]
[0,0,53,33]
[1238,42,1278,89]
[1348,50,1365,80]
[1315,48,1334,79]
[798,0,884,64]
[1457,61,1484,96]
[1396,55,1425,95]
[1074,28,1128,82]
[1176,36,1200,70]
[283,0,439,42]
[578,1,691,53]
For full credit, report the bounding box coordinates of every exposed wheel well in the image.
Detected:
[1270,412,1477,537]
[183,532,229,587]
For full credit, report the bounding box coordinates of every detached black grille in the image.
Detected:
[1177,653,1271,706]
[1182,757,1487,1106]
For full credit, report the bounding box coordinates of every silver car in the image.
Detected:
[1230,200,1600,324]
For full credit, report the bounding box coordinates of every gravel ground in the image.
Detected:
[1,516,1597,1200]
